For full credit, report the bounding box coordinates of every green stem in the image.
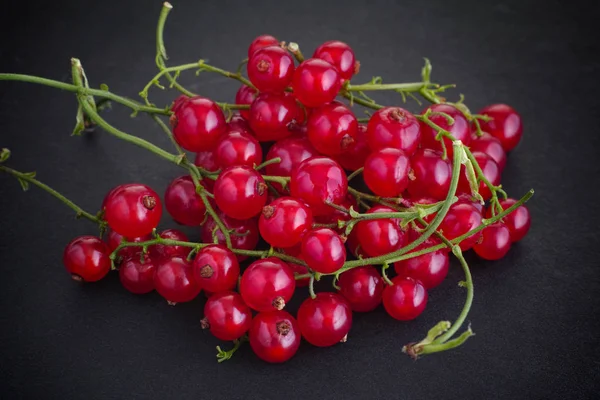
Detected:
[308,275,316,299]
[346,81,428,92]
[200,191,232,249]
[255,157,281,170]
[347,167,364,181]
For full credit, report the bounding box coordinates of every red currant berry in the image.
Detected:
[382,276,428,321]
[164,176,206,226]
[213,166,268,220]
[202,291,252,341]
[485,199,531,242]
[420,104,471,157]
[366,107,421,156]
[346,229,367,259]
[338,266,384,312]
[394,250,449,289]
[104,183,162,238]
[63,236,111,282]
[455,193,485,214]
[292,58,341,108]
[235,85,257,119]
[201,211,259,262]
[265,137,318,192]
[248,34,279,58]
[289,263,310,287]
[154,257,200,304]
[439,203,483,251]
[301,228,346,274]
[248,92,301,142]
[335,124,370,171]
[469,132,507,171]
[406,149,452,201]
[106,228,151,260]
[119,254,156,294]
[228,113,251,133]
[313,40,356,81]
[473,222,512,260]
[194,149,218,172]
[355,205,408,257]
[192,244,240,292]
[307,101,358,156]
[214,128,263,169]
[290,156,348,216]
[248,46,295,93]
[148,229,191,261]
[259,197,313,248]
[457,151,501,200]
[249,310,301,363]
[363,148,411,197]
[170,96,227,152]
[298,292,352,347]
[240,257,296,312]
[477,104,523,151]
[170,94,189,113]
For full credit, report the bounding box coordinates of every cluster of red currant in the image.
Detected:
[0,2,533,363]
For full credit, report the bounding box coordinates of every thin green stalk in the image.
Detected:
[346,81,428,92]
[347,167,364,181]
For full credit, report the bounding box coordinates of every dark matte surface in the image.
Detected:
[1,0,599,399]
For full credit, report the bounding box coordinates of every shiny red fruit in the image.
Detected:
[289,262,310,287]
[297,292,352,347]
[394,249,449,289]
[63,236,111,282]
[292,58,341,108]
[420,104,471,157]
[192,244,240,293]
[457,151,501,200]
[455,193,485,214]
[485,198,531,242]
[106,228,151,260]
[215,128,262,168]
[301,228,346,274]
[290,156,348,216]
[164,176,206,226]
[265,137,318,192]
[228,113,251,133]
[235,85,257,119]
[406,149,452,201]
[247,46,295,93]
[259,197,313,248]
[213,166,268,220]
[363,148,411,197]
[203,291,252,341]
[119,254,156,294]
[240,257,296,312]
[307,101,358,156]
[194,149,219,172]
[473,222,512,260]
[313,40,356,80]
[382,276,428,321]
[354,205,408,257]
[104,183,162,238]
[338,266,384,312]
[200,211,259,262]
[248,92,301,142]
[249,310,301,363]
[335,124,370,171]
[248,34,280,58]
[469,132,507,171]
[439,203,483,251]
[366,107,421,156]
[170,96,227,152]
[477,104,523,151]
[148,229,191,261]
[154,257,200,304]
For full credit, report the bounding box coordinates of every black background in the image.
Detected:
[1,0,599,399]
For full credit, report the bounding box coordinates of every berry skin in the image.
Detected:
[200,211,259,262]
[119,254,156,294]
[228,113,251,133]
[420,104,471,158]
[194,149,219,172]
[469,132,507,172]
[307,101,358,156]
[313,40,356,81]
[154,257,201,304]
[289,263,310,287]
[301,228,346,274]
[106,228,151,260]
[170,96,227,152]
[214,128,263,169]
[213,166,268,220]
[485,198,531,242]
[202,291,252,341]
[457,151,501,201]
[439,203,483,251]
[248,92,301,142]
[473,222,512,260]
[363,148,411,197]
[235,85,257,119]
[292,58,342,108]
[192,244,240,293]
[259,197,313,248]
[265,137,318,192]
[477,104,523,151]
[164,176,206,226]
[338,266,384,312]
[240,257,296,312]
[366,107,421,156]
[394,249,449,290]
[249,310,301,363]
[248,34,279,58]
[63,236,111,282]
[335,124,370,171]
[290,156,348,217]
[104,183,162,238]
[247,46,295,93]
[297,292,352,347]
[355,205,408,257]
[406,149,452,201]
[382,276,428,321]
[148,229,191,261]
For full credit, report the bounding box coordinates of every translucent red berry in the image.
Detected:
[259,197,313,248]
[170,96,227,152]
[394,250,449,289]
[202,291,252,341]
[307,101,358,156]
[119,254,156,294]
[292,58,341,108]
[338,266,384,312]
[354,205,408,257]
[63,236,111,282]
[148,229,191,261]
[235,85,257,119]
[248,92,301,142]
[194,149,219,172]
[469,132,507,172]
[164,176,206,226]
[247,46,295,93]
[240,257,296,312]
[249,310,301,363]
[473,222,512,260]
[301,228,346,274]
[104,183,162,238]
[382,276,428,321]
[297,292,352,347]
[363,148,411,197]
[264,137,318,192]
[485,198,531,242]
[439,203,483,251]
[214,128,263,168]
[154,257,200,304]
[406,149,452,201]
[248,34,279,58]
[366,107,421,156]
[200,211,259,262]
[106,228,151,260]
[477,104,523,151]
[313,40,356,81]
[213,166,268,220]
[192,244,240,293]
[335,124,370,171]
[420,104,471,157]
